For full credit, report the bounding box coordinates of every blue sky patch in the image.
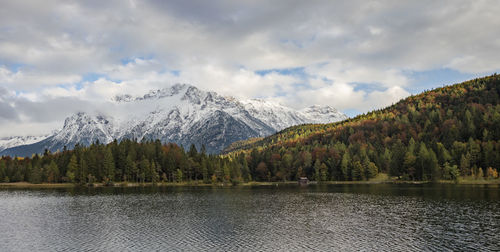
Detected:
[404,68,488,94]
[343,108,362,118]
[255,67,307,78]
[352,82,387,93]
[81,72,108,83]
[120,54,155,65]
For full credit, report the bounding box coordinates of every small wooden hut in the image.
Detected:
[298,177,309,185]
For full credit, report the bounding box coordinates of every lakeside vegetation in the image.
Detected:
[0,75,499,185]
[226,74,500,182]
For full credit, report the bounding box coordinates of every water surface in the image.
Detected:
[0,184,498,251]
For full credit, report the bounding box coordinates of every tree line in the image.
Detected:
[226,74,500,182]
[1,75,499,184]
[0,140,253,185]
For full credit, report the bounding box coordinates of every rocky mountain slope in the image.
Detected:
[1,84,347,156]
[0,135,50,152]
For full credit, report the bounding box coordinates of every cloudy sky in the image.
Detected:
[1,0,499,137]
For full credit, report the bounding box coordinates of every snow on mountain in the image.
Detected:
[240,99,308,131]
[52,112,115,146]
[0,135,50,152]
[1,84,347,156]
[300,105,349,124]
[240,99,348,130]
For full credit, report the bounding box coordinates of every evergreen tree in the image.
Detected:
[340,152,351,181]
[79,155,88,184]
[139,157,150,183]
[29,164,42,184]
[351,161,364,181]
[366,162,378,179]
[103,147,115,183]
[201,158,209,183]
[460,153,470,176]
[223,162,231,182]
[314,159,321,181]
[403,151,417,179]
[320,163,328,182]
[66,154,78,183]
[46,161,59,183]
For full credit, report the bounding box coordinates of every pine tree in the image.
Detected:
[102,147,115,183]
[46,160,59,183]
[443,162,460,181]
[429,149,439,181]
[0,160,5,182]
[341,152,351,181]
[240,155,250,182]
[351,161,364,181]
[201,158,209,183]
[79,155,88,184]
[66,154,78,183]
[404,151,417,179]
[139,157,150,183]
[366,162,378,179]
[314,159,321,181]
[459,153,470,176]
[151,162,159,184]
[188,144,198,160]
[320,163,328,181]
[29,164,42,184]
[223,162,231,182]
[390,140,405,178]
[381,148,392,173]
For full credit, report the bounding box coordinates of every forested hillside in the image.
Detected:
[226,74,500,181]
[0,75,499,184]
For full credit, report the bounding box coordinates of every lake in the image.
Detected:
[0,184,498,251]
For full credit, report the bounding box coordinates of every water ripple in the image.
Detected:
[0,185,498,251]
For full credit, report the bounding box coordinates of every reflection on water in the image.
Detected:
[0,184,498,251]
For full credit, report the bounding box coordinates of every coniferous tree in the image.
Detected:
[351,161,364,181]
[66,154,78,183]
[340,152,351,181]
[103,147,115,183]
[79,155,88,184]
[314,159,321,181]
[46,161,59,183]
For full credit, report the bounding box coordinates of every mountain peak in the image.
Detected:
[300,105,348,124]
[1,84,346,156]
[113,83,195,102]
[302,104,339,114]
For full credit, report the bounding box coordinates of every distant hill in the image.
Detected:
[226,75,500,181]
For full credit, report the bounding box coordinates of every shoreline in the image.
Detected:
[0,179,498,189]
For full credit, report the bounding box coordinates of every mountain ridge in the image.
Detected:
[1,84,346,157]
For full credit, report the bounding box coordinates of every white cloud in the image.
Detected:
[274,78,409,113]
[0,0,500,136]
[0,66,81,90]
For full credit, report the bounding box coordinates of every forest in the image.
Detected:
[1,75,500,184]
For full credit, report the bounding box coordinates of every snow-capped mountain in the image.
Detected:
[0,135,50,152]
[299,105,348,123]
[0,84,347,157]
[241,99,347,130]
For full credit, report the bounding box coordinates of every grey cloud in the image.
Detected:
[0,102,18,121]
[0,87,18,121]
[1,0,500,136]
[2,0,499,75]
[13,97,92,123]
